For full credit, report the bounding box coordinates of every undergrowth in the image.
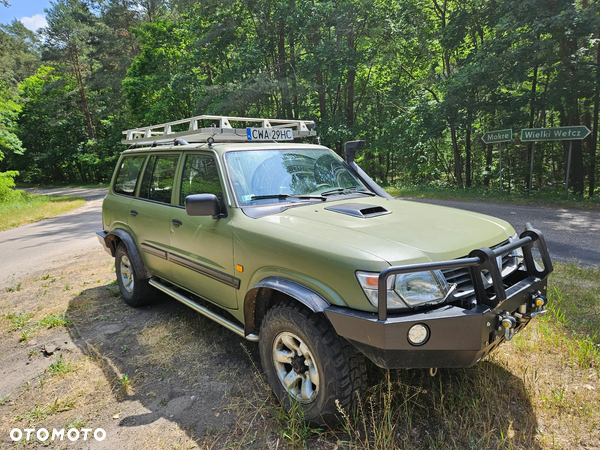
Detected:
[386,183,600,209]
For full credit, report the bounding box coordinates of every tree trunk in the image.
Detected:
[450,126,463,188]
[590,39,599,197]
[347,31,355,127]
[465,120,472,188]
[290,32,299,119]
[315,72,326,120]
[277,20,293,119]
[70,45,95,141]
[528,64,538,188]
[484,111,495,187]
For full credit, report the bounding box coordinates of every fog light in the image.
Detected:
[407,324,429,346]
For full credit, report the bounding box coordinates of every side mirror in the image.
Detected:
[185,194,222,219]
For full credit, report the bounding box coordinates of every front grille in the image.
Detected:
[442,240,520,298]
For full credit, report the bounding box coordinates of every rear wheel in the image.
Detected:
[115,243,153,307]
[259,300,367,425]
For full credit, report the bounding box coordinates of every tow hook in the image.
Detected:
[529,291,548,317]
[499,314,517,341]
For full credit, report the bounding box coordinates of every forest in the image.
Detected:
[0,0,599,197]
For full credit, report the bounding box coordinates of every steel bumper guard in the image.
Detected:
[325,224,553,369]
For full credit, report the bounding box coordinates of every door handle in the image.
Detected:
[172,219,183,226]
[130,210,138,217]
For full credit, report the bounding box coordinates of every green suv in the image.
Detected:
[97,116,553,424]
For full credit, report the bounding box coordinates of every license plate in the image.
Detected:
[246,128,294,141]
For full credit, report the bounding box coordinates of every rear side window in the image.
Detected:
[180,154,223,206]
[138,155,180,204]
[113,155,146,196]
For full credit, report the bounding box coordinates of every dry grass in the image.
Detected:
[0,194,85,231]
[1,253,598,449]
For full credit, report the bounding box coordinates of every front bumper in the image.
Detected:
[324,224,553,369]
[325,275,547,369]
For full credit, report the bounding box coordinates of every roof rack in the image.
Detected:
[122,115,317,145]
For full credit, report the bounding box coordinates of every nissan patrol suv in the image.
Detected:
[97,115,553,424]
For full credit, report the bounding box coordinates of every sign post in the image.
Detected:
[565,140,573,199]
[520,126,591,198]
[481,129,512,192]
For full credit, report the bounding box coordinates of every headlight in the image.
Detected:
[356,270,450,310]
[394,271,449,306]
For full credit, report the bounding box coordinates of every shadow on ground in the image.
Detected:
[66,283,540,449]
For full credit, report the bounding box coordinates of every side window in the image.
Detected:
[138,155,180,204]
[113,155,146,196]
[180,154,223,206]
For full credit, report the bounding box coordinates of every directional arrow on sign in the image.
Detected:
[482,129,512,144]
[521,126,591,142]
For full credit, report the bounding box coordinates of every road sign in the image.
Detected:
[520,126,591,142]
[482,129,512,144]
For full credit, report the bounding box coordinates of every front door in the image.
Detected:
[169,152,238,309]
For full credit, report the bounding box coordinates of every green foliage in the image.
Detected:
[0,170,19,202]
[0,85,23,162]
[0,0,598,194]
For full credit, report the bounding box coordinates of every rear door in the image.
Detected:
[104,154,147,231]
[129,153,181,279]
[169,152,238,309]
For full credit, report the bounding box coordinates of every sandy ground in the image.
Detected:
[0,247,274,449]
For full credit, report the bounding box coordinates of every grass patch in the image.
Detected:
[0,191,85,231]
[35,312,71,329]
[15,397,75,425]
[2,309,71,341]
[2,311,34,330]
[386,183,600,210]
[47,354,75,376]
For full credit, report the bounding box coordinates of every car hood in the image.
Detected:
[255,196,514,265]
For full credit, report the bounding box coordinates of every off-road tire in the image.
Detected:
[115,243,153,307]
[259,299,367,425]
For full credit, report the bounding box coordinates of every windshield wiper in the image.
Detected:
[320,187,376,197]
[250,194,326,201]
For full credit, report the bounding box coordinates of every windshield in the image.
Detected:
[224,148,367,206]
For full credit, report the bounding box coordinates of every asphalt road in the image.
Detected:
[0,188,107,289]
[1,189,598,291]
[406,197,600,267]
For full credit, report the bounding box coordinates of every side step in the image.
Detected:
[149,278,259,342]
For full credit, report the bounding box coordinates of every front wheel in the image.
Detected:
[259,300,367,425]
[115,243,153,307]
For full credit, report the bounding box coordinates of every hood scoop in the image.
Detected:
[325,203,391,218]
